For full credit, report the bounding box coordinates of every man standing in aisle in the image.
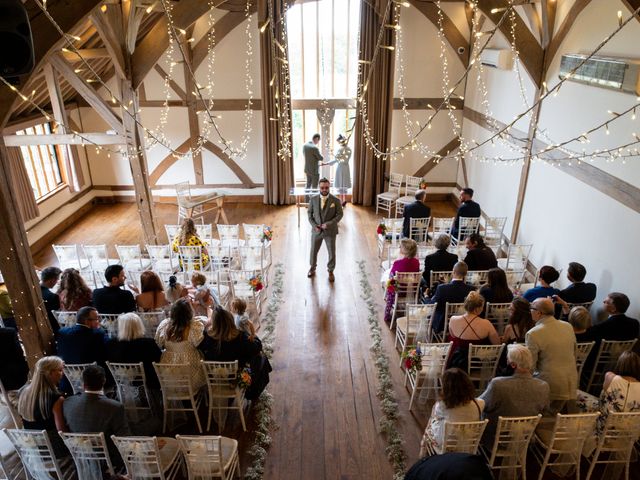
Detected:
[308,178,343,282]
[303,133,323,191]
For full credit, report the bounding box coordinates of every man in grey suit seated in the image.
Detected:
[307,178,344,283]
[63,365,130,468]
[303,133,323,192]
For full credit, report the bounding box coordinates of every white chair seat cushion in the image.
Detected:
[396,195,413,205]
[158,437,180,472]
[377,192,399,201]
[395,316,418,335]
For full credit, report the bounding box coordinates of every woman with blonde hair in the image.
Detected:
[447,291,500,370]
[17,356,67,456]
[171,217,209,270]
[106,313,162,388]
[383,238,420,323]
[58,268,92,311]
[135,271,169,312]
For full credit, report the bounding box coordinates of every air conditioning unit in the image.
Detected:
[480,49,513,70]
[559,54,640,95]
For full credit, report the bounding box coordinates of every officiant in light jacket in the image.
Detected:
[307,178,343,283]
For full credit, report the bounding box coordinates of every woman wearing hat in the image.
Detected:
[323,134,352,207]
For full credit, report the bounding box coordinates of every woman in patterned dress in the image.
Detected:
[171,217,209,270]
[323,134,352,207]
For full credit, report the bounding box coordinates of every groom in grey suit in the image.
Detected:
[308,178,343,282]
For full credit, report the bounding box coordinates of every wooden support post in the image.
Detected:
[182,35,204,184]
[0,138,53,368]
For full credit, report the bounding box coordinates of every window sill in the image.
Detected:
[36,184,67,204]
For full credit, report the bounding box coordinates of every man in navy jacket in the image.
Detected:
[402,189,431,239]
[427,261,475,333]
[451,188,481,238]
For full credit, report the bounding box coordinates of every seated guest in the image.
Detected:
[450,188,481,239]
[0,280,15,329]
[447,291,500,370]
[422,233,458,292]
[0,327,29,390]
[479,344,549,449]
[155,298,206,390]
[501,297,534,344]
[230,297,255,340]
[405,453,494,480]
[63,365,130,468]
[171,217,209,270]
[525,298,577,415]
[58,268,92,311]
[165,275,189,304]
[522,265,560,302]
[93,265,136,314]
[463,234,497,271]
[56,307,108,394]
[135,271,169,312]
[557,262,596,304]
[106,313,162,389]
[428,262,476,334]
[199,306,272,401]
[40,267,62,334]
[586,292,639,343]
[420,368,484,457]
[402,189,431,239]
[567,306,592,343]
[479,268,514,305]
[384,238,420,323]
[189,272,216,317]
[17,356,67,456]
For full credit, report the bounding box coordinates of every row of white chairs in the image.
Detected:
[421,411,640,480]
[3,428,240,480]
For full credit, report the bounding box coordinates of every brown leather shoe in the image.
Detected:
[328,271,335,282]
[307,269,316,278]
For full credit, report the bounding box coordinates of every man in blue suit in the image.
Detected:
[427,261,475,334]
[402,189,431,239]
[450,188,481,239]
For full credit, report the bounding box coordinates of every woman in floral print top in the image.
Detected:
[171,217,209,270]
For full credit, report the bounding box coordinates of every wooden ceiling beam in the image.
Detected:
[622,0,640,22]
[544,0,593,72]
[61,48,111,61]
[413,136,461,177]
[540,0,557,50]
[90,10,127,80]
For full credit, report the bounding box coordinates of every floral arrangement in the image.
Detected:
[419,180,428,190]
[237,367,253,389]
[377,222,388,236]
[262,226,273,243]
[249,274,264,292]
[386,276,397,294]
[402,346,422,374]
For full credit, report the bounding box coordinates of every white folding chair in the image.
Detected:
[146,244,175,274]
[435,420,489,455]
[465,270,489,288]
[52,244,90,274]
[586,339,637,394]
[194,224,213,239]
[497,243,533,272]
[485,302,511,335]
[107,362,153,424]
[64,362,96,395]
[178,245,208,272]
[482,415,541,479]
[376,173,403,217]
[229,269,266,315]
[52,310,77,329]
[99,313,120,338]
[176,434,240,480]
[202,361,247,432]
[0,378,21,429]
[395,175,422,217]
[452,217,480,245]
[115,244,153,272]
[408,217,430,244]
[164,225,181,244]
[3,428,75,480]
[82,244,114,287]
[60,431,115,479]
[406,342,452,410]
[482,217,507,248]
[437,302,465,342]
[217,225,243,248]
[468,344,505,394]
[153,363,203,434]
[242,224,265,245]
[0,429,25,480]
[389,272,422,330]
[238,245,270,285]
[431,217,454,239]
[576,341,595,382]
[584,412,640,480]
[111,435,183,480]
[429,270,453,290]
[531,412,599,480]
[395,304,436,364]
[505,269,526,290]
[138,311,167,338]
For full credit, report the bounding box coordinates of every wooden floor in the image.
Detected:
[33,200,457,479]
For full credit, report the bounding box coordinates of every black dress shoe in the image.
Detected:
[328,271,335,282]
[307,269,316,278]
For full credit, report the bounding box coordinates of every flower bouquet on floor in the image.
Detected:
[249,274,264,292]
[377,222,388,236]
[262,226,273,243]
[386,276,397,294]
[402,346,422,374]
[237,367,252,390]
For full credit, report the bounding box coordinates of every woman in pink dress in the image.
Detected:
[384,238,420,322]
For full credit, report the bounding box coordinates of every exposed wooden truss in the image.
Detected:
[413,136,461,177]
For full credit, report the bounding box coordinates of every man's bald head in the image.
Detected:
[532,297,555,316]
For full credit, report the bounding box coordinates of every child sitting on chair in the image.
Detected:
[189,272,215,317]
[230,297,255,340]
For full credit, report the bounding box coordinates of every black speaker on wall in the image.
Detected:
[0,0,35,79]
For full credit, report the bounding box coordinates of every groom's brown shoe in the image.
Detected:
[328,271,335,282]
[307,269,316,278]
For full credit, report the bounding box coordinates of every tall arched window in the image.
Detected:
[287,0,360,182]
